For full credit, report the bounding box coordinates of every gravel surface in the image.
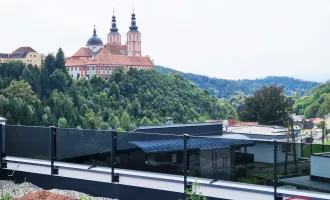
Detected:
[0,180,117,200]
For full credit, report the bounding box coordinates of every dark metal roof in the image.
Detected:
[0,53,10,58]
[135,122,223,136]
[87,26,103,46]
[303,121,315,129]
[11,47,37,58]
[129,134,255,153]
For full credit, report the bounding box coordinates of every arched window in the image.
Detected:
[110,36,112,43]
[129,43,132,51]
[117,36,120,42]
[129,34,132,41]
[136,34,139,41]
[136,43,139,51]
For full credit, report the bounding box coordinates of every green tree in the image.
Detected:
[0,95,9,116]
[109,81,120,100]
[140,116,152,126]
[58,117,68,128]
[50,69,69,92]
[120,111,131,131]
[55,48,66,71]
[1,80,38,104]
[240,85,293,125]
[44,54,56,75]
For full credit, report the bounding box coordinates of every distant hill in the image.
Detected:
[293,82,330,118]
[155,66,320,98]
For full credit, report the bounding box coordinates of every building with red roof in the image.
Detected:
[65,10,154,79]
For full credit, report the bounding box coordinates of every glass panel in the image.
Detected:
[5,125,50,160]
[116,132,184,175]
[56,128,112,167]
[187,135,280,186]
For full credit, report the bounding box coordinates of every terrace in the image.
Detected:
[0,123,329,200]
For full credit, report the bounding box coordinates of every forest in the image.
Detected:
[293,81,330,118]
[156,66,319,98]
[0,49,236,130]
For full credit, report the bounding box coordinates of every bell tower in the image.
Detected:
[108,9,121,45]
[126,9,141,56]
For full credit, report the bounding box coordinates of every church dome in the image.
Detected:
[87,26,104,46]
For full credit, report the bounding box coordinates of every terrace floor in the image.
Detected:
[280,176,330,193]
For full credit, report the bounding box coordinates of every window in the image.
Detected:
[117,36,120,42]
[75,67,77,71]
[30,55,32,57]
[136,34,139,41]
[110,37,112,43]
[34,55,36,57]
[136,43,140,51]
[129,34,132,41]
[128,43,132,51]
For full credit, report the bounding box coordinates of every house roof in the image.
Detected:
[135,122,223,136]
[0,53,10,58]
[72,47,93,57]
[303,121,315,129]
[11,47,37,58]
[129,134,255,153]
[308,118,324,125]
[103,44,126,55]
[85,54,154,66]
[65,57,86,66]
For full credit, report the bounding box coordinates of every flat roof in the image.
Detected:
[137,122,223,130]
[227,125,288,136]
[280,176,330,193]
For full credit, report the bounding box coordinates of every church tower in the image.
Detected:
[108,10,121,45]
[126,9,141,56]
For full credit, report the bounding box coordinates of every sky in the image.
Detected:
[1,0,330,82]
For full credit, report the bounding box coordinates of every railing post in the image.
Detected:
[111,131,119,183]
[50,126,58,175]
[183,134,189,193]
[273,140,279,200]
[0,124,5,169]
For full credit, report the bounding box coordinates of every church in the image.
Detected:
[65,10,154,79]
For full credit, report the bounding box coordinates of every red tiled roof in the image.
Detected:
[308,118,324,124]
[103,44,127,55]
[72,47,92,57]
[86,54,154,66]
[65,57,85,66]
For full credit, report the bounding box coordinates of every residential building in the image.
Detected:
[65,10,154,80]
[0,47,41,66]
[224,125,304,164]
[308,118,324,125]
[325,113,330,130]
[0,53,10,64]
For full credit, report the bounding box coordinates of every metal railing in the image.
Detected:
[1,124,330,200]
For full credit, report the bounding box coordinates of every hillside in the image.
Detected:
[156,66,320,98]
[293,82,330,118]
[0,51,236,130]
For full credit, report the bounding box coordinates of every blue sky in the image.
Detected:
[1,0,330,82]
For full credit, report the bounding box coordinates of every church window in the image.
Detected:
[129,43,132,51]
[136,34,139,41]
[117,36,119,42]
[110,37,112,42]
[129,34,132,41]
